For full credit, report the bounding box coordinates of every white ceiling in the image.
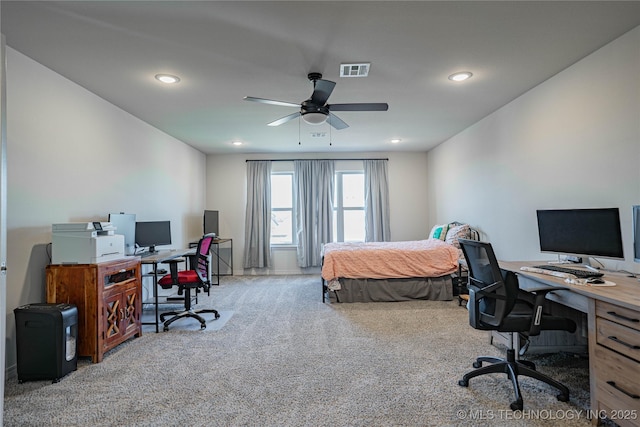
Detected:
[2,1,640,154]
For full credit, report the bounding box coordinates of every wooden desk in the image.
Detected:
[138,249,194,333]
[501,261,640,427]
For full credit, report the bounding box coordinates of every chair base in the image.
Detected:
[160,308,220,331]
[458,349,570,411]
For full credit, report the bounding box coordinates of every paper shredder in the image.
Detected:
[14,303,78,383]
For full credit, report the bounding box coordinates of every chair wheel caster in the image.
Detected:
[215,313,221,319]
[163,326,169,332]
[458,379,468,387]
[200,324,206,330]
[557,394,569,402]
[510,401,523,411]
[472,361,482,368]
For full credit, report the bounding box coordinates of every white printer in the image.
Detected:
[52,222,125,264]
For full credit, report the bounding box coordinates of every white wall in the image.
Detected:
[206,151,430,274]
[5,48,206,373]
[426,26,640,273]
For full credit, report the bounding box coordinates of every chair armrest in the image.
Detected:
[523,286,571,336]
[161,258,186,283]
[523,285,567,294]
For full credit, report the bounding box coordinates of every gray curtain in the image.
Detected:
[364,159,391,242]
[243,160,272,268]
[294,160,335,267]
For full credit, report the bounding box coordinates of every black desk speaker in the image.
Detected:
[14,303,78,383]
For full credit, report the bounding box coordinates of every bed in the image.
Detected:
[320,222,478,303]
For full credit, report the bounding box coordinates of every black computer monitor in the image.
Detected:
[135,221,171,253]
[204,210,219,236]
[536,208,624,260]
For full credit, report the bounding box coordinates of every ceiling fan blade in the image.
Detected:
[328,103,389,112]
[310,79,336,106]
[327,113,349,130]
[267,112,301,126]
[244,96,300,108]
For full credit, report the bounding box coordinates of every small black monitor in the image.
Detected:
[135,221,171,253]
[204,210,219,236]
[536,208,624,260]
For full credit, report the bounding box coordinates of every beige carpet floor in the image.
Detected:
[4,275,593,426]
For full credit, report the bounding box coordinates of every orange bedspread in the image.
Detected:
[321,239,460,281]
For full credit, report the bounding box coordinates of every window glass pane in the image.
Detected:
[342,174,364,207]
[271,173,293,244]
[344,210,365,242]
[332,211,338,243]
[271,174,292,208]
[271,210,292,244]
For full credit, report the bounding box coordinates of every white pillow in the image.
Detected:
[445,224,471,248]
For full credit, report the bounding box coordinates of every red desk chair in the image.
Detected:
[158,233,220,331]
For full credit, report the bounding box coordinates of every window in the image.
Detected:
[333,172,365,242]
[270,173,293,244]
[270,169,365,244]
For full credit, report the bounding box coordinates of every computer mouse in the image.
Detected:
[587,278,604,284]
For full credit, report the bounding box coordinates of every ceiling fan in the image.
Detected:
[244,72,388,130]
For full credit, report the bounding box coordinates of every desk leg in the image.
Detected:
[210,243,221,286]
[216,245,220,285]
[153,265,159,333]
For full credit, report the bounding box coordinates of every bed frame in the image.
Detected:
[323,275,453,303]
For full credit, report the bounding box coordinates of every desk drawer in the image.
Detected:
[593,345,640,426]
[596,300,640,331]
[597,317,640,363]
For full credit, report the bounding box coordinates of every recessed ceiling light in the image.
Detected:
[391,138,401,144]
[155,74,181,84]
[232,141,243,146]
[448,71,473,82]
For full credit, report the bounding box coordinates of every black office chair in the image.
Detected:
[158,233,220,331]
[457,239,576,411]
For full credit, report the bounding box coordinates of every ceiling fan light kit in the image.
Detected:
[244,72,388,130]
[302,112,327,125]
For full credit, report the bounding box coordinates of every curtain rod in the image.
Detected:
[246,158,388,162]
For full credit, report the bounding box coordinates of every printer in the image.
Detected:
[52,222,125,264]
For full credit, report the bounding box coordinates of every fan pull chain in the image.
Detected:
[298,116,301,145]
[329,120,332,146]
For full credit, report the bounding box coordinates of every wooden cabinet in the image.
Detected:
[46,258,142,363]
[592,300,640,427]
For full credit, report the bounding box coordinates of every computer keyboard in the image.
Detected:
[531,264,604,278]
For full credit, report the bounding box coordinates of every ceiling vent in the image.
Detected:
[340,63,370,77]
